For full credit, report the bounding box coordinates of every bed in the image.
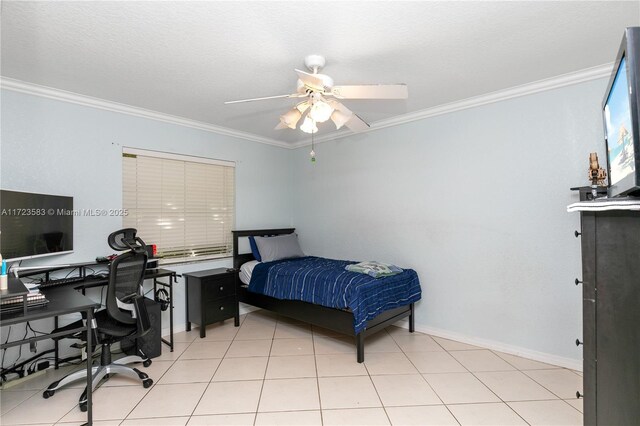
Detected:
[232,228,421,362]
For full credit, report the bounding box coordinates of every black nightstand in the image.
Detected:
[184,268,239,338]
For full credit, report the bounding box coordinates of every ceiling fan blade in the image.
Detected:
[344,113,370,132]
[225,94,299,104]
[295,69,325,91]
[331,84,408,99]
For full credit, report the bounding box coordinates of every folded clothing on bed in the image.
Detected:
[247,256,421,334]
[345,261,403,278]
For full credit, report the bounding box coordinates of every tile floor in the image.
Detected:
[0,311,583,425]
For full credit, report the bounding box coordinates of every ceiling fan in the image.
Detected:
[225,55,408,134]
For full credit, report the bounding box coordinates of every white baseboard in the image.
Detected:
[396,319,582,371]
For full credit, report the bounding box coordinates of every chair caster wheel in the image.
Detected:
[143,378,153,388]
[143,359,152,368]
[137,371,149,380]
[79,403,87,412]
[43,390,55,399]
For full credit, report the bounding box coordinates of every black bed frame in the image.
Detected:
[232,228,415,363]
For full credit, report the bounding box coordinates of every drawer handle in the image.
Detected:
[575,278,582,286]
[575,339,583,346]
[574,230,581,238]
[576,391,582,399]
[220,306,225,311]
[219,286,224,291]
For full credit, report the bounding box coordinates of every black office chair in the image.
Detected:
[43,228,153,411]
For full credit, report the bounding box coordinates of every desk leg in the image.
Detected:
[54,316,59,369]
[185,277,191,332]
[169,276,174,351]
[85,308,93,425]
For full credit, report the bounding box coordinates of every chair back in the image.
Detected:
[105,230,148,327]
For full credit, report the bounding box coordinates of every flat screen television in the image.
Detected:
[0,190,74,261]
[602,27,640,197]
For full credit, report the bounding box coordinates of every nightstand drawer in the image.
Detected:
[203,278,235,300]
[205,296,237,323]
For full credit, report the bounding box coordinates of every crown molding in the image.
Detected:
[2,62,613,150]
[0,77,291,149]
[290,62,614,148]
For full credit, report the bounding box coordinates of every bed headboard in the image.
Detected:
[232,228,295,270]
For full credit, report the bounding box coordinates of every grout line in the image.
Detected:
[310,323,323,425]
[252,314,275,426]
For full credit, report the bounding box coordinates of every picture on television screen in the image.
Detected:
[604,56,635,186]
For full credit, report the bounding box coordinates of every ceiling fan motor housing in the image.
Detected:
[304,54,326,72]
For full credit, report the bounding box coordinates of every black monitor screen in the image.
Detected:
[604,56,636,187]
[0,190,74,261]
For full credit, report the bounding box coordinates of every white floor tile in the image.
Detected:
[313,336,355,355]
[493,352,561,370]
[318,376,381,410]
[265,355,316,379]
[391,334,444,352]
[385,405,459,425]
[0,385,81,425]
[447,402,527,425]
[258,378,319,412]
[102,360,174,387]
[274,322,312,339]
[0,389,39,415]
[508,400,583,425]
[523,369,583,399]
[432,337,481,351]
[60,385,149,422]
[128,382,208,418]
[564,398,583,413]
[122,416,190,426]
[270,338,314,356]
[226,339,272,358]
[179,341,231,360]
[404,351,468,374]
[255,410,321,425]
[322,407,390,425]
[159,358,221,384]
[315,354,368,377]
[187,413,255,425]
[450,350,516,372]
[234,323,276,340]
[193,380,262,415]
[212,357,268,382]
[364,352,418,375]
[371,374,441,406]
[424,372,500,404]
[155,342,191,362]
[364,333,402,353]
[475,371,558,402]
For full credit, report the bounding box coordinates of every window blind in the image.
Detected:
[122,148,235,262]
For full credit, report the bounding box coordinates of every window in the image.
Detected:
[122,148,235,263]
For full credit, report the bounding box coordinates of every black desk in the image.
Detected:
[19,265,179,365]
[0,287,100,425]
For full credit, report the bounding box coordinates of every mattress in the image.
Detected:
[239,260,260,285]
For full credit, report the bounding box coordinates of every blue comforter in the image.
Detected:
[248,256,421,333]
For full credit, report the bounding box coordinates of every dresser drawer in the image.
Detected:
[203,276,236,300]
[205,296,238,323]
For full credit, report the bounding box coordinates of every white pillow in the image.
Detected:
[239,260,259,285]
[254,234,305,262]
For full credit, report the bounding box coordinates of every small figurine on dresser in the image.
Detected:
[588,152,607,199]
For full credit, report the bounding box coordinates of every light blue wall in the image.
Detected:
[291,79,608,365]
[0,89,292,364]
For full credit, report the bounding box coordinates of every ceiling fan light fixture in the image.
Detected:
[280,108,302,129]
[300,116,318,134]
[330,109,352,130]
[309,100,333,123]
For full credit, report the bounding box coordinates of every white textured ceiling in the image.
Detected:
[2,1,639,144]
